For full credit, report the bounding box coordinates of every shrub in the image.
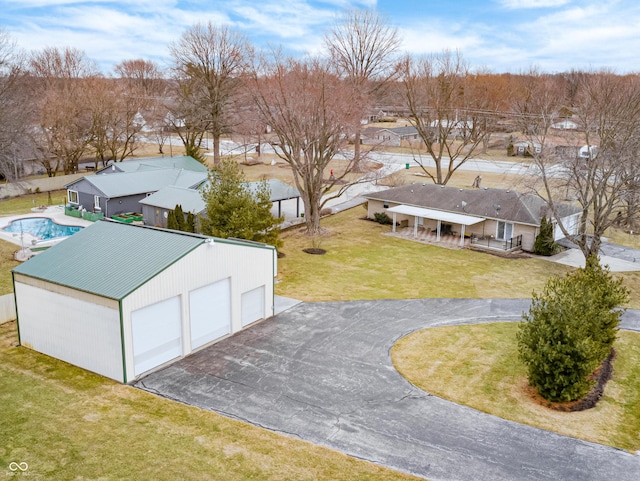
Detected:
[174,204,185,231]
[517,256,628,402]
[166,210,179,230]
[374,212,393,225]
[534,216,557,256]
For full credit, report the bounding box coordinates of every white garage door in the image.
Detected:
[131,296,182,377]
[241,285,265,327]
[189,278,231,349]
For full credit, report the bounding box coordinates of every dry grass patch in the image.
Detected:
[0,321,419,481]
[380,167,531,192]
[392,322,640,452]
[0,239,20,295]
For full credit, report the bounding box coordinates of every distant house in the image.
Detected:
[579,145,598,159]
[65,167,208,218]
[508,141,542,157]
[361,126,419,147]
[364,184,581,252]
[551,119,579,130]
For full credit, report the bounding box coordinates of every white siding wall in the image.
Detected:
[556,213,581,240]
[120,241,275,380]
[15,282,123,382]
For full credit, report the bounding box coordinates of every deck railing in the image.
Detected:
[471,234,522,251]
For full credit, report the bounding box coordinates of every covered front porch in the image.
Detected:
[387,205,485,247]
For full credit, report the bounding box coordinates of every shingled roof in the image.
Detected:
[364,184,580,226]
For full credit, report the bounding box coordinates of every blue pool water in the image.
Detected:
[3,217,83,240]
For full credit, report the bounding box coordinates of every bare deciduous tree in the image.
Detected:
[252,56,361,234]
[401,51,494,185]
[29,47,98,175]
[114,59,171,155]
[516,71,640,258]
[0,29,28,181]
[169,22,253,164]
[324,9,400,171]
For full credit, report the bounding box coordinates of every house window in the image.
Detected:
[94,195,101,210]
[383,202,389,209]
[67,190,78,205]
[496,221,513,240]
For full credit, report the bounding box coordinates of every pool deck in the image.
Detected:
[0,206,93,248]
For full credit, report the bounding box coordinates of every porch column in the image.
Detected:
[392,212,397,233]
[413,216,418,238]
[460,225,466,246]
[436,220,441,241]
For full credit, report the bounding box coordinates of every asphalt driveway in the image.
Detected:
[136,299,640,481]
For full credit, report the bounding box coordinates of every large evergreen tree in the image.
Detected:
[517,257,628,402]
[201,158,282,248]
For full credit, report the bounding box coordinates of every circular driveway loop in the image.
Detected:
[136,299,640,481]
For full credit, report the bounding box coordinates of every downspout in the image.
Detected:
[11,272,21,346]
[272,248,276,318]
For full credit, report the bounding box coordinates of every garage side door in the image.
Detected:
[241,285,265,327]
[131,296,182,377]
[190,278,231,349]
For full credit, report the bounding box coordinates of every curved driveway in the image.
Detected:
[136,299,640,481]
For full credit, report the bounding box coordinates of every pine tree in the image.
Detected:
[174,204,185,231]
[201,158,283,248]
[186,212,196,233]
[166,209,179,230]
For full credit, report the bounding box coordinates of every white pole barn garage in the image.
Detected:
[12,220,277,383]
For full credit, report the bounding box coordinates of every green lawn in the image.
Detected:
[2,188,640,478]
[275,207,640,308]
[0,321,418,481]
[392,323,640,452]
[0,189,67,216]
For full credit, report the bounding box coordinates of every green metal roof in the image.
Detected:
[12,221,205,300]
[247,179,300,202]
[139,186,206,213]
[99,156,208,174]
[67,168,208,198]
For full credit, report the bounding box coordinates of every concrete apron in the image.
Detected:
[136,299,640,481]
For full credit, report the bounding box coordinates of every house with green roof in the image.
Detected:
[12,220,277,383]
[96,155,207,175]
[64,166,208,218]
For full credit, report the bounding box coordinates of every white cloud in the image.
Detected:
[498,0,571,8]
[400,23,483,56]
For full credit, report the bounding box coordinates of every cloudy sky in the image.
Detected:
[2,0,639,74]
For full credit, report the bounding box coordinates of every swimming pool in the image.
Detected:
[2,217,84,241]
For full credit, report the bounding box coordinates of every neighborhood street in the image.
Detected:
[136,298,640,481]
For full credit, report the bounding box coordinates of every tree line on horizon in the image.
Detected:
[1,10,639,242]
